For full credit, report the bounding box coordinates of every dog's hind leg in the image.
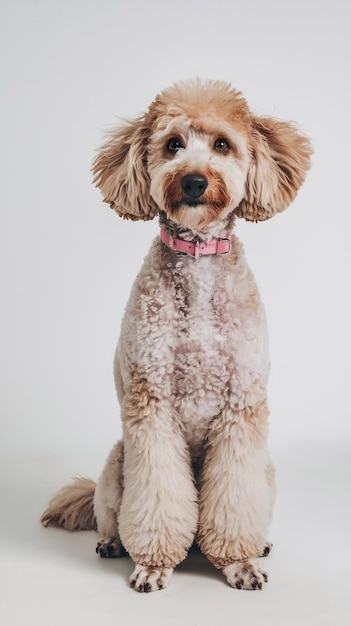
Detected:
[94,439,126,558]
[260,542,273,557]
[258,459,275,558]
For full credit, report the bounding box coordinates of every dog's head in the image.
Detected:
[92,79,312,227]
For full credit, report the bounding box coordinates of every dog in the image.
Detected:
[41,79,312,592]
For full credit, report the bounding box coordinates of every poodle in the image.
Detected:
[41,79,312,592]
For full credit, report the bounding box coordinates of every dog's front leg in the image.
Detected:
[197,399,274,590]
[118,376,198,592]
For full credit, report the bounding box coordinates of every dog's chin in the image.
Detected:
[166,202,223,230]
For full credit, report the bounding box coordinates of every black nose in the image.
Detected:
[181,174,208,198]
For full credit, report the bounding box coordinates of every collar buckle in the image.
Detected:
[195,240,200,259]
[217,238,232,255]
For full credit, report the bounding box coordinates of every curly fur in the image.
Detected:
[41,79,312,592]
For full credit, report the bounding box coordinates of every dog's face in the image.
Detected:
[146,81,256,230]
[92,80,312,225]
[147,115,251,230]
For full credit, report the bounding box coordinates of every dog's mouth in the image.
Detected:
[173,197,206,210]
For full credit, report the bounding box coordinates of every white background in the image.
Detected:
[1,0,350,624]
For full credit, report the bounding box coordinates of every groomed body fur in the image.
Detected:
[41,79,312,592]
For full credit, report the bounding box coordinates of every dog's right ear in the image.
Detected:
[92,114,159,221]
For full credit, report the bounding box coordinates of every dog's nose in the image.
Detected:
[181,174,208,198]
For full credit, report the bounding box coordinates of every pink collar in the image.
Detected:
[160,228,232,259]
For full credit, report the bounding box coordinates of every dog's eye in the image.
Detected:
[214,138,230,154]
[167,137,183,153]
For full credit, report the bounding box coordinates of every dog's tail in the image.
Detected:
[41,477,97,531]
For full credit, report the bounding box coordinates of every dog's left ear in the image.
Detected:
[235,117,312,221]
[92,114,159,221]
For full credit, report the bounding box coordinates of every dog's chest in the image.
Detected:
[121,244,268,456]
[168,259,233,450]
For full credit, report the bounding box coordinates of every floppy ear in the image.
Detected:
[92,114,159,221]
[235,117,312,221]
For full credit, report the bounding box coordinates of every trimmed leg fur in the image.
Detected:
[119,374,198,569]
[197,401,274,569]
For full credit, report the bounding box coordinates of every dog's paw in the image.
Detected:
[222,560,268,590]
[260,541,273,557]
[96,537,125,558]
[129,564,173,593]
